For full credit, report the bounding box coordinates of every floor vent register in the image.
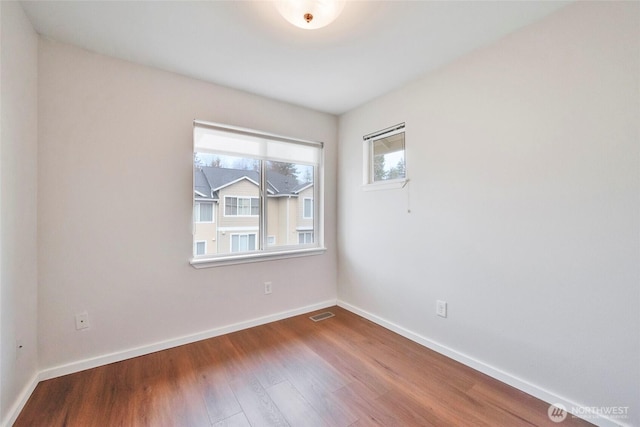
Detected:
[309,311,335,322]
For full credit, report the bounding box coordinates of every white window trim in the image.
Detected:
[224,195,259,217]
[191,247,326,268]
[362,123,407,190]
[192,120,326,268]
[362,178,408,191]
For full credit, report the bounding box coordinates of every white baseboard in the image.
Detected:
[2,372,39,427]
[4,299,336,426]
[40,299,336,381]
[337,300,627,427]
[7,299,625,427]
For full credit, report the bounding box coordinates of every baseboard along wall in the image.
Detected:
[337,300,626,427]
[4,299,625,427]
[3,300,336,427]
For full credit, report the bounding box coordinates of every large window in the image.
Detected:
[192,121,324,267]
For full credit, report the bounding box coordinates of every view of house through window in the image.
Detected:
[193,122,322,261]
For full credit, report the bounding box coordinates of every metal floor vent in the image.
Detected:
[309,311,335,322]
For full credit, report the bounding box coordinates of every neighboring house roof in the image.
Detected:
[292,182,313,194]
[194,168,216,200]
[203,168,260,193]
[194,166,312,200]
[265,168,307,196]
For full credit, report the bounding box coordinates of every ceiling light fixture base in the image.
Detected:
[276,0,345,30]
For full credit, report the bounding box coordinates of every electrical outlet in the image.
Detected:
[436,300,447,318]
[75,312,90,330]
[264,281,272,295]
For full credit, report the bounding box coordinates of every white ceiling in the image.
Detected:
[20,1,571,115]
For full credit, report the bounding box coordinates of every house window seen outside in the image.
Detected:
[303,198,313,219]
[225,196,259,216]
[298,232,314,244]
[231,233,257,252]
[195,241,207,255]
[195,202,213,222]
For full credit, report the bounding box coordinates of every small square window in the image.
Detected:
[298,231,314,244]
[364,123,406,186]
[194,241,207,256]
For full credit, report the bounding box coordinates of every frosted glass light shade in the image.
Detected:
[276,0,345,30]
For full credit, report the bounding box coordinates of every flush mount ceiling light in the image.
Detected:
[276,0,346,30]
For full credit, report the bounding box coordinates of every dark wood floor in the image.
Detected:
[15,306,592,426]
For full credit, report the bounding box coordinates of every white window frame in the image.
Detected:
[298,231,314,244]
[362,123,407,191]
[303,198,313,219]
[195,202,214,223]
[194,240,207,256]
[230,233,257,253]
[192,120,326,268]
[224,196,259,217]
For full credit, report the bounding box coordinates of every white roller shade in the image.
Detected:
[194,120,322,165]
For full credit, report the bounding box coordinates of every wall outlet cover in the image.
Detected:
[436,300,447,318]
[75,312,90,330]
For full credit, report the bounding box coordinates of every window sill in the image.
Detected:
[362,178,408,191]
[190,247,327,268]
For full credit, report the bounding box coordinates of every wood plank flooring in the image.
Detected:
[14,307,593,426]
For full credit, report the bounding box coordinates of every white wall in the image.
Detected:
[0,1,39,424]
[338,2,639,426]
[37,39,338,372]
[5,1,638,425]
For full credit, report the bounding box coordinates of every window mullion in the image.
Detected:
[259,160,267,251]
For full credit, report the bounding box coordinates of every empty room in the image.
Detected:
[1,1,638,426]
